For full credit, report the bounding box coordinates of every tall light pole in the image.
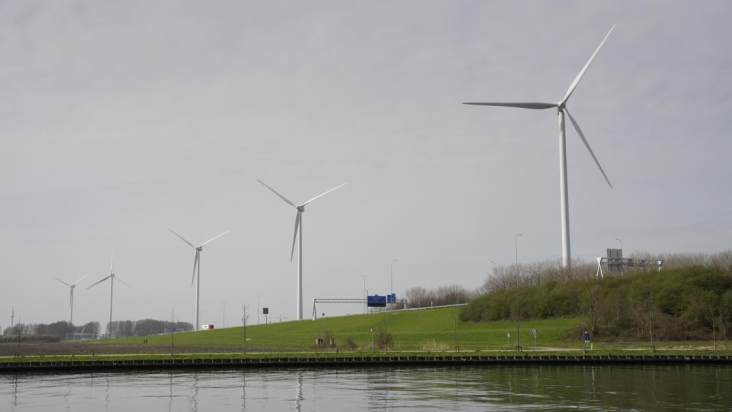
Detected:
[515,233,522,351]
[255,295,262,325]
[221,302,226,328]
[390,259,398,297]
[360,275,368,314]
[615,238,624,276]
[515,234,522,278]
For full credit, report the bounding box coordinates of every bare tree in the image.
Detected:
[581,283,604,334]
[632,291,657,350]
[705,305,720,351]
[241,305,250,352]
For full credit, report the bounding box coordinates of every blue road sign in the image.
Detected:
[367,295,387,307]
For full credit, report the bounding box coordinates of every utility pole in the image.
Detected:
[390,259,398,297]
[255,295,262,325]
[360,275,368,314]
[222,302,227,328]
[11,307,14,329]
[170,308,175,356]
[515,233,522,351]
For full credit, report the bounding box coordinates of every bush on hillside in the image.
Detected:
[462,266,732,341]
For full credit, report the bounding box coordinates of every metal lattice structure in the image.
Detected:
[595,257,663,279]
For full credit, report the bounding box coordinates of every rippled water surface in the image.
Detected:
[1,364,730,411]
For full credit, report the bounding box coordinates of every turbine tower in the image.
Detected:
[169,229,229,331]
[257,179,347,320]
[87,254,132,336]
[54,273,89,325]
[464,25,616,269]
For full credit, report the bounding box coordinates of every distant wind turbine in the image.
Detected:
[169,229,229,331]
[87,253,132,335]
[464,25,616,269]
[54,273,89,325]
[257,179,347,320]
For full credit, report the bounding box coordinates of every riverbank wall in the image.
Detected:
[1,354,731,372]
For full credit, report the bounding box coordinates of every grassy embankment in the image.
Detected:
[96,307,579,351]
[1,307,730,363]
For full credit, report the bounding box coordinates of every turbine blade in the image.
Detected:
[191,250,199,286]
[54,277,70,287]
[290,210,301,261]
[72,273,89,286]
[565,108,613,189]
[561,24,616,105]
[169,229,195,248]
[109,252,114,276]
[302,182,347,206]
[198,230,230,248]
[257,179,296,207]
[463,102,557,110]
[87,276,111,290]
[115,276,133,289]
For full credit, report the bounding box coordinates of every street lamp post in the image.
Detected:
[221,302,226,328]
[515,233,522,351]
[360,275,368,314]
[390,259,398,297]
[255,295,262,325]
[615,238,624,275]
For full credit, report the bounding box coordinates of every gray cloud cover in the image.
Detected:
[1,1,730,327]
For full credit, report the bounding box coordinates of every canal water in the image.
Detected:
[1,364,730,411]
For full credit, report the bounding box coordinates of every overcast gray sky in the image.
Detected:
[1,1,730,329]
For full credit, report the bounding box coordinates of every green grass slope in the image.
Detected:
[96,308,581,351]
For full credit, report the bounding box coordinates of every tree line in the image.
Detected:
[480,250,732,294]
[404,284,474,308]
[462,265,732,341]
[2,321,100,337]
[106,319,193,337]
[2,318,194,339]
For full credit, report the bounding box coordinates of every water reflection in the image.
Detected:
[0,365,731,411]
[189,373,199,412]
[293,371,302,412]
[104,376,110,412]
[168,372,173,412]
[11,374,17,410]
[241,371,246,412]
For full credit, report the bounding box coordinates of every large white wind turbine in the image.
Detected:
[87,254,132,336]
[54,273,89,326]
[169,229,229,331]
[257,179,347,320]
[464,25,616,269]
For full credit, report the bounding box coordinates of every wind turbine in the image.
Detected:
[257,179,347,320]
[54,273,89,326]
[464,25,616,269]
[87,254,132,336]
[169,229,229,331]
